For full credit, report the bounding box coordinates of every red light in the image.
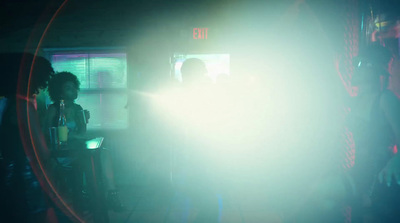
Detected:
[193,28,208,39]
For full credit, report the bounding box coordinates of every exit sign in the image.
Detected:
[193,28,208,39]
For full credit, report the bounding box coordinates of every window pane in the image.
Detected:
[76,92,128,129]
[89,53,127,89]
[50,51,128,130]
[51,54,89,88]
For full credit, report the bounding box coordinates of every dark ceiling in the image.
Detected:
[1,0,400,49]
[0,0,225,38]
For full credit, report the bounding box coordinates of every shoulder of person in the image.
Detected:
[73,103,83,110]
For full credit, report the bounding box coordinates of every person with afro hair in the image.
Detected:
[45,71,124,212]
[46,71,86,140]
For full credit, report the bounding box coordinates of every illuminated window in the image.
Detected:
[46,50,128,130]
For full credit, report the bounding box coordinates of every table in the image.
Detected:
[51,137,109,223]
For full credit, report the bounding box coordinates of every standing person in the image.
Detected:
[45,71,124,212]
[0,53,57,222]
[296,43,400,223]
[348,43,400,222]
[175,58,220,223]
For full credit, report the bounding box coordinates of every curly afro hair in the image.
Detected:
[48,71,80,102]
[0,53,55,97]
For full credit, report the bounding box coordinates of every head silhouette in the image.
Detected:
[352,43,392,90]
[0,53,54,97]
[180,58,208,85]
[48,72,80,102]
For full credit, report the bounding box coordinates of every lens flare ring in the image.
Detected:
[18,1,85,222]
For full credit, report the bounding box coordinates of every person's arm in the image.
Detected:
[67,104,87,141]
[15,98,52,167]
[75,104,87,135]
[378,90,400,186]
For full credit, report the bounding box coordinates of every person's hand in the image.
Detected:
[378,155,400,186]
[84,110,90,121]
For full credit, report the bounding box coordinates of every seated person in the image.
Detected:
[44,71,124,211]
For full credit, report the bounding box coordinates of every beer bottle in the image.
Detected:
[58,99,68,144]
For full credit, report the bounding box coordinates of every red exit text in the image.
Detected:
[193,28,208,39]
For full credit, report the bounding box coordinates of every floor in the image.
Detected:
[106,183,283,223]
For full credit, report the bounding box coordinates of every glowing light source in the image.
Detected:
[85,137,104,149]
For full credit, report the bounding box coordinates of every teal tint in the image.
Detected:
[52,53,127,89]
[51,52,128,130]
[85,137,104,149]
[89,53,127,88]
[173,53,230,83]
[75,92,128,129]
[52,54,89,88]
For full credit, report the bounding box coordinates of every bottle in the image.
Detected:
[58,100,68,145]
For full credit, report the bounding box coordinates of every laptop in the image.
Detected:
[86,137,104,150]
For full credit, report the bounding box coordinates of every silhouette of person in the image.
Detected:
[45,71,124,212]
[177,58,220,223]
[0,53,57,222]
[348,43,400,222]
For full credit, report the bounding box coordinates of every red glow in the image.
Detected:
[193,28,208,39]
[19,0,86,222]
[394,145,398,154]
[335,58,357,97]
[193,28,197,39]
